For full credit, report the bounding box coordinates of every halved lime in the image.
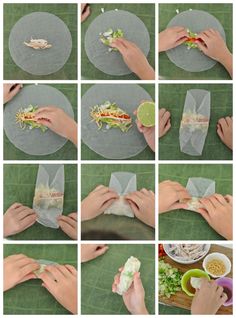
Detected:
[137,101,155,127]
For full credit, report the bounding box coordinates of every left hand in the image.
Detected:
[58,212,77,240]
[159,26,188,52]
[125,189,155,228]
[112,269,148,315]
[39,264,77,314]
[4,84,23,104]
[81,4,90,23]
[81,244,109,263]
[4,203,37,237]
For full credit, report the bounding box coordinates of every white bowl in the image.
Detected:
[203,252,231,278]
[163,244,211,264]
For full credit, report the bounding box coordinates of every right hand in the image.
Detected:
[198,194,233,240]
[4,203,37,237]
[196,29,231,63]
[191,278,227,314]
[110,38,155,80]
[39,264,77,314]
[58,212,77,240]
[159,180,190,213]
[159,108,171,138]
[34,106,77,146]
[4,254,39,291]
[81,185,119,221]
[125,189,155,228]
[112,270,148,315]
[159,26,188,52]
[81,244,109,263]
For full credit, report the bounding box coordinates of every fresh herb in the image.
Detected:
[159,260,182,298]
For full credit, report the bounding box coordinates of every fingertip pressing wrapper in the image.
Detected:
[179,89,210,156]
[183,177,215,212]
[104,172,137,218]
[33,164,64,228]
[34,259,58,278]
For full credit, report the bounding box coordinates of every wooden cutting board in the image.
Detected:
[159,244,233,315]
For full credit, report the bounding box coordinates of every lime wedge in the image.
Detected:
[137,101,155,127]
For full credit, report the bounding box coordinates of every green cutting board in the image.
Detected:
[81,164,155,240]
[4,244,77,315]
[81,244,155,314]
[81,3,155,80]
[159,164,232,240]
[159,84,232,160]
[4,84,77,160]
[4,3,77,80]
[159,3,232,80]
[81,84,155,160]
[4,164,77,240]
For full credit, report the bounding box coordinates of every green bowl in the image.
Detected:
[181,269,210,297]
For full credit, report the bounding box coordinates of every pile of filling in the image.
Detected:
[180,113,209,132]
[99,28,124,51]
[90,101,132,132]
[33,185,64,209]
[159,260,182,298]
[15,105,47,132]
[184,29,204,49]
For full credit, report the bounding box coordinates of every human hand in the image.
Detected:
[81,4,90,23]
[159,180,190,213]
[81,244,109,263]
[196,29,232,78]
[198,194,232,240]
[4,84,23,104]
[58,212,77,240]
[81,185,119,221]
[4,254,39,291]
[34,106,77,146]
[125,189,155,228]
[39,264,77,314]
[110,38,155,80]
[134,109,155,151]
[112,270,148,315]
[159,108,171,138]
[159,26,188,52]
[191,278,227,314]
[217,116,232,150]
[4,203,37,237]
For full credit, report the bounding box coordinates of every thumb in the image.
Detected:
[133,272,143,292]
[95,245,109,257]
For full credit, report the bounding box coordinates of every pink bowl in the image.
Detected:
[216,277,233,306]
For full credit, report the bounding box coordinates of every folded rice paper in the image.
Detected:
[33,164,64,228]
[104,172,136,217]
[183,177,215,212]
[34,259,58,278]
[116,256,141,295]
[180,89,210,156]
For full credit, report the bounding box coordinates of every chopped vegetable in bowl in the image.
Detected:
[15,105,47,132]
[90,101,132,132]
[159,260,182,298]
